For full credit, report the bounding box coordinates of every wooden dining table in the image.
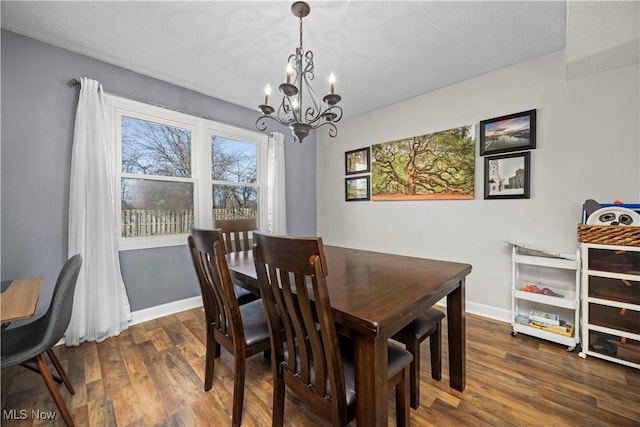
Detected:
[227,245,472,427]
[1,276,43,324]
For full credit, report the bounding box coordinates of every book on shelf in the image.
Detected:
[529,309,560,326]
[531,320,574,336]
[515,314,574,337]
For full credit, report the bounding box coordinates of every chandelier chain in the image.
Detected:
[299,15,303,52]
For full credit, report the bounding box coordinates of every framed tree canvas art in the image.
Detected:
[371,126,475,201]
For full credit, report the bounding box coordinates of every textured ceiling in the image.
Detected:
[1,1,566,119]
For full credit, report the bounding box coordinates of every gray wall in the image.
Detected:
[1,30,317,314]
[317,50,639,321]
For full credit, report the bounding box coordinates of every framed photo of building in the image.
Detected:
[345,176,370,201]
[345,147,370,175]
[480,109,536,155]
[484,152,530,199]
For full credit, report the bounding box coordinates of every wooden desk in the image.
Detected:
[227,246,471,427]
[1,276,43,323]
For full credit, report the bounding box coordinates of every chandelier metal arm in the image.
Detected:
[316,121,339,138]
[255,114,285,132]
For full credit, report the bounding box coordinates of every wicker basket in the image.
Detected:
[577,224,640,247]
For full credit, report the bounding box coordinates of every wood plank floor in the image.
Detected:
[2,307,639,426]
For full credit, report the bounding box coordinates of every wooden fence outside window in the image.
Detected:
[121,208,256,237]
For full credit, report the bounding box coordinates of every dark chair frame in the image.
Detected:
[188,229,271,427]
[253,232,412,426]
[215,218,257,254]
[392,307,445,409]
[211,220,261,305]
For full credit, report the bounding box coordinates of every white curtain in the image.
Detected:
[67,77,131,345]
[261,132,287,234]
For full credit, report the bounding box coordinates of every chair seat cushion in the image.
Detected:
[239,300,270,347]
[340,339,413,406]
[283,337,412,407]
[233,284,260,305]
[393,308,445,342]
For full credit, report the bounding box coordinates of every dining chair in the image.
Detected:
[212,219,261,305]
[252,232,413,427]
[1,254,83,427]
[188,229,271,427]
[214,218,257,253]
[392,308,445,409]
[192,226,258,305]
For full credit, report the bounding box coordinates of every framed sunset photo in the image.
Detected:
[480,109,536,155]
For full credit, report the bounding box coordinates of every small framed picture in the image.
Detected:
[484,152,530,199]
[345,176,370,201]
[345,147,370,175]
[479,109,536,156]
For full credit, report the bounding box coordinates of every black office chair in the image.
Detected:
[1,254,83,427]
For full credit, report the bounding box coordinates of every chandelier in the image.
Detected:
[256,1,342,143]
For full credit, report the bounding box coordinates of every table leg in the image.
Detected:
[447,278,466,392]
[354,333,388,426]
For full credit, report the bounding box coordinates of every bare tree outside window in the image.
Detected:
[120,116,194,237]
[211,137,258,221]
[121,116,191,177]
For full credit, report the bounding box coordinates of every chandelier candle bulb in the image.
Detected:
[329,73,336,94]
[264,85,271,105]
[286,63,293,84]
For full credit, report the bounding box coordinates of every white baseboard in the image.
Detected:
[129,297,511,327]
[131,297,510,328]
[435,298,511,324]
[57,297,204,346]
[466,301,511,323]
[58,297,507,347]
[129,296,203,326]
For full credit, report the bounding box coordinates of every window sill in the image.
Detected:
[118,235,188,251]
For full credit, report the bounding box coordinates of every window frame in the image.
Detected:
[206,127,264,231]
[106,94,266,251]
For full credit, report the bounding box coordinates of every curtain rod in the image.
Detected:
[68,77,225,123]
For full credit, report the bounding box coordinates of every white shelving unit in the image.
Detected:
[579,243,640,369]
[511,245,581,351]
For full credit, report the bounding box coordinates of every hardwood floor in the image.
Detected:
[2,307,639,426]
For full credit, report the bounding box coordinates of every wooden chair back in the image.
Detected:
[188,228,244,353]
[252,232,347,424]
[214,218,257,253]
[188,227,271,426]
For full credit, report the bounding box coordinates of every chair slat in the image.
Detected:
[214,218,257,253]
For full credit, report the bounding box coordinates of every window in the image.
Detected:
[211,136,258,224]
[108,95,266,250]
[120,115,195,239]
